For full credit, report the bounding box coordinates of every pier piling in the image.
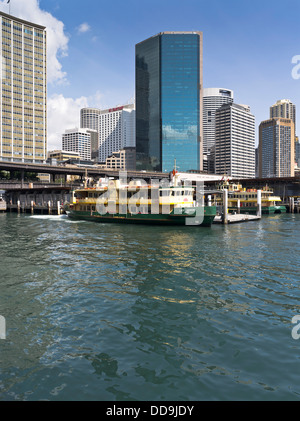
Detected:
[223,189,228,224]
[257,190,262,217]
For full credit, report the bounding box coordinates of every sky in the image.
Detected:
[0,0,300,150]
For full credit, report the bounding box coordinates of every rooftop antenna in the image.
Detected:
[7,0,11,15]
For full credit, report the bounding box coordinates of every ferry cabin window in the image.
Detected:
[140,206,148,214]
[129,205,148,214]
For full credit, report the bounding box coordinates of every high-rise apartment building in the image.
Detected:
[215,103,255,178]
[98,104,135,163]
[270,99,296,131]
[203,88,234,155]
[0,12,47,163]
[258,118,295,178]
[135,31,203,172]
[62,128,93,161]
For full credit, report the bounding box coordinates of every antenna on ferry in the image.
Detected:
[172,158,179,186]
[84,168,88,188]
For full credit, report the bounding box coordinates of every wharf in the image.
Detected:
[4,185,71,215]
[8,203,64,215]
[213,214,261,224]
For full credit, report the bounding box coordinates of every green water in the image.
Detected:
[0,212,300,401]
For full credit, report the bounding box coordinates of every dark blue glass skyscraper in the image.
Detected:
[135,32,203,173]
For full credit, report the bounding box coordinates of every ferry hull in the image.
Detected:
[67,207,216,227]
[228,206,286,215]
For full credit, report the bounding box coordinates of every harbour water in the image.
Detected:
[0,212,300,401]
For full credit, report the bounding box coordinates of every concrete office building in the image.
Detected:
[47,150,80,162]
[258,118,295,178]
[136,31,203,172]
[0,12,47,163]
[98,104,135,163]
[105,147,136,171]
[62,128,92,162]
[215,103,255,178]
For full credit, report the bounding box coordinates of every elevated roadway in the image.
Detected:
[0,161,169,180]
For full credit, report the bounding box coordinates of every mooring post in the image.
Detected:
[257,190,262,218]
[21,170,25,189]
[223,189,228,224]
[289,197,294,213]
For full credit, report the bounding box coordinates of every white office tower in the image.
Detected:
[80,108,101,162]
[98,104,135,162]
[62,128,92,161]
[203,88,234,155]
[215,103,255,178]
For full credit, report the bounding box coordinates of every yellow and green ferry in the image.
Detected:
[65,178,216,227]
[216,181,286,215]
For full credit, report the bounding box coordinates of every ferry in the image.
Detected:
[65,177,217,227]
[0,195,6,212]
[215,181,286,214]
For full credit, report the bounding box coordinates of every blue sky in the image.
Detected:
[2,0,300,149]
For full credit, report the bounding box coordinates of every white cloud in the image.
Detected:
[0,1,109,153]
[47,91,106,150]
[0,0,69,84]
[47,94,89,150]
[77,22,91,34]
[0,0,75,150]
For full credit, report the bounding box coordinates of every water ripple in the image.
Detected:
[0,213,300,400]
